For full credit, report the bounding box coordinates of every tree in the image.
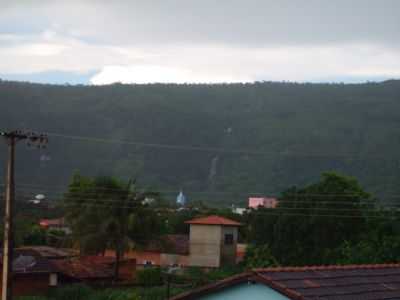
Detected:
[246,172,371,265]
[64,173,159,280]
[244,244,279,269]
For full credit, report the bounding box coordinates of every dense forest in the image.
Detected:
[0,79,399,205]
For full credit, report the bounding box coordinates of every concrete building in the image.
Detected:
[248,197,278,209]
[185,215,241,268]
[104,215,242,269]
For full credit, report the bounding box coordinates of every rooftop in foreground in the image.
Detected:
[171,263,400,300]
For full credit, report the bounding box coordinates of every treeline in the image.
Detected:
[1,79,400,205]
[244,172,400,266]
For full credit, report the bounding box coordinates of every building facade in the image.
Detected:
[186,216,241,268]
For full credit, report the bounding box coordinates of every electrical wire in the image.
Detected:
[43,131,398,159]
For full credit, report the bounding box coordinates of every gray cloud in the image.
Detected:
[1,0,399,47]
[0,0,399,83]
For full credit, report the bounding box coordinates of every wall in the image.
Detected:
[0,273,52,297]
[220,226,238,265]
[105,249,161,266]
[118,260,137,282]
[160,253,189,267]
[189,224,221,268]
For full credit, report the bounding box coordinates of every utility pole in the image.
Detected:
[0,130,48,300]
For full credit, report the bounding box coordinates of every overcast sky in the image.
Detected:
[1,0,399,84]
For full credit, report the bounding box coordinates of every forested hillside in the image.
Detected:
[0,79,399,205]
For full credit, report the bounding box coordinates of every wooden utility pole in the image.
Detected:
[0,130,48,300]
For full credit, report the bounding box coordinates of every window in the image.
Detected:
[144,260,154,267]
[224,234,234,245]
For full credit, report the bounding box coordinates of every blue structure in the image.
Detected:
[199,283,289,300]
[176,190,186,206]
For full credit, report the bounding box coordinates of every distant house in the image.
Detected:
[39,217,71,234]
[18,246,78,260]
[185,215,241,268]
[0,249,58,297]
[248,197,278,209]
[53,256,136,284]
[171,264,400,300]
[105,215,243,269]
[231,207,247,215]
[105,234,190,268]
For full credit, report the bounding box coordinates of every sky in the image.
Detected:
[0,0,399,85]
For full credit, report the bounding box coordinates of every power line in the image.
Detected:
[44,131,397,158]
[5,182,400,199]
[9,196,399,219]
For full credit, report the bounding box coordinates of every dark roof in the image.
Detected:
[257,264,400,300]
[185,215,241,226]
[1,249,56,274]
[52,256,114,280]
[17,246,78,259]
[171,264,400,300]
[143,234,189,255]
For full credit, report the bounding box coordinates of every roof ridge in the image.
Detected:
[185,215,242,226]
[254,263,400,272]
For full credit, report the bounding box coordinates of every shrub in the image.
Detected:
[48,284,93,300]
[136,268,162,286]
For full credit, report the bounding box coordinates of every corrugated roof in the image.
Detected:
[171,264,400,300]
[17,246,78,259]
[1,249,56,274]
[256,264,400,300]
[185,215,241,226]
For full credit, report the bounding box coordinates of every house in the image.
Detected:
[53,256,136,284]
[248,197,278,209]
[104,215,242,269]
[0,249,58,297]
[17,246,78,260]
[231,207,247,215]
[104,234,190,268]
[185,215,241,268]
[39,217,71,234]
[171,264,400,300]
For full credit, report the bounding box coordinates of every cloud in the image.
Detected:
[90,65,252,84]
[0,1,399,83]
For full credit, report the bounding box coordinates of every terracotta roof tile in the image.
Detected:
[185,215,241,226]
[53,256,114,280]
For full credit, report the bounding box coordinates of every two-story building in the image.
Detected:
[186,215,241,268]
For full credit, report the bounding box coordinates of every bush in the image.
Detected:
[48,284,93,300]
[244,244,279,269]
[136,268,162,286]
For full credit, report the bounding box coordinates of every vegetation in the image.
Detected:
[243,244,279,268]
[136,268,163,286]
[64,174,162,279]
[1,80,400,206]
[244,172,400,266]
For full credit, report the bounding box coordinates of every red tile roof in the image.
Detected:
[185,215,241,226]
[39,218,66,227]
[171,264,400,300]
[53,256,114,280]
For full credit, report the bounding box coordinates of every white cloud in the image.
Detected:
[0,29,400,84]
[90,65,252,84]
[0,1,400,83]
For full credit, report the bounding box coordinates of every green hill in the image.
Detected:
[1,79,399,205]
